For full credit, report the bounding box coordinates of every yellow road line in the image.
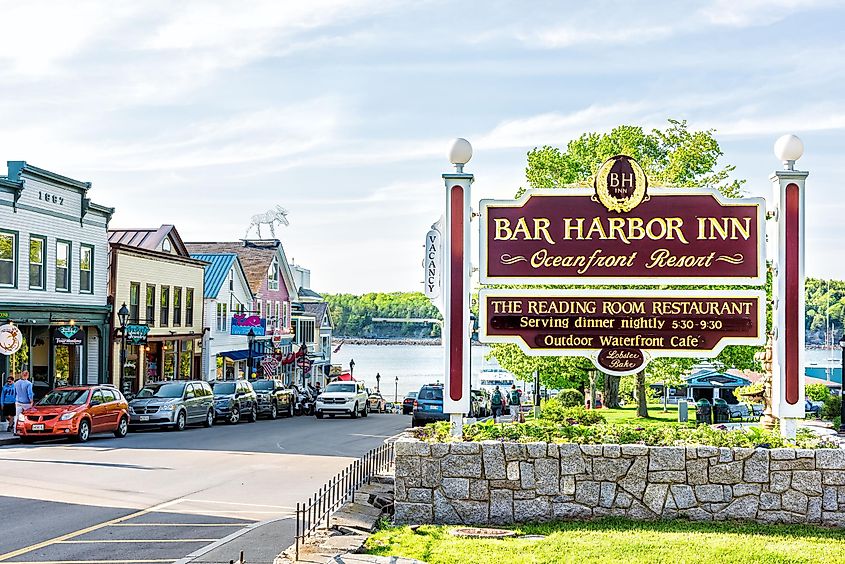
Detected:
[57,539,216,543]
[0,499,181,562]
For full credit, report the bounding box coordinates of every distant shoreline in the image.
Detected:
[331,338,486,347]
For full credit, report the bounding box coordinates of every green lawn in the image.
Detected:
[366,519,845,564]
[598,404,691,427]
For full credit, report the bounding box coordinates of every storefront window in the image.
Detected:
[29,236,45,289]
[179,340,192,379]
[56,240,70,292]
[163,341,176,379]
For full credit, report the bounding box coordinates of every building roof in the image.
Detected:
[190,253,237,298]
[185,240,296,297]
[684,368,751,388]
[108,225,189,256]
[298,287,323,300]
[301,302,328,324]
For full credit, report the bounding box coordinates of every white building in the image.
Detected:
[0,161,113,391]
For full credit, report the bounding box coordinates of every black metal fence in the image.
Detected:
[295,441,395,560]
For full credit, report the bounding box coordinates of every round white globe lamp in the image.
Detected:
[774,134,804,170]
[449,138,473,172]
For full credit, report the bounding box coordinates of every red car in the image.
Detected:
[17,385,129,443]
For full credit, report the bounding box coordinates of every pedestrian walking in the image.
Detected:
[13,370,34,435]
[509,384,522,421]
[491,386,504,420]
[1,375,15,432]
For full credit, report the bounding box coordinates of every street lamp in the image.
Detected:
[117,303,129,394]
[376,372,381,392]
[247,328,256,379]
[395,376,398,404]
[839,334,845,434]
[299,342,308,387]
[349,358,355,377]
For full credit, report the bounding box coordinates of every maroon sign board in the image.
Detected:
[480,289,766,376]
[480,190,765,286]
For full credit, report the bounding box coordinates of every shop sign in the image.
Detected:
[0,323,23,356]
[125,324,149,346]
[423,225,442,301]
[54,325,84,346]
[480,289,765,376]
[0,312,9,319]
[231,314,266,336]
[480,156,765,286]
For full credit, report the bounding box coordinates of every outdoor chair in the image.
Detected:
[750,404,763,420]
[728,403,751,422]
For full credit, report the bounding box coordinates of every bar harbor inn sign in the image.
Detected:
[479,155,767,376]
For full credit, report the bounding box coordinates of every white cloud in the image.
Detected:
[698,0,837,27]
[526,24,674,49]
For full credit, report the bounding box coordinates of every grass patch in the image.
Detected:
[366,518,845,564]
[599,404,687,427]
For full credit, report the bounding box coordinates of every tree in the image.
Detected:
[489,119,759,418]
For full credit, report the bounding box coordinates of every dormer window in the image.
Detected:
[268,258,279,290]
[162,239,172,253]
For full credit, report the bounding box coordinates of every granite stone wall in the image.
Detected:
[393,438,845,527]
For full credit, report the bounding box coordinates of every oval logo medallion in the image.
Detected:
[597,347,645,374]
[593,155,648,213]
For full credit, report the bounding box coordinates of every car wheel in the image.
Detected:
[248,406,258,423]
[174,411,187,432]
[315,411,324,419]
[76,419,91,442]
[228,406,240,424]
[288,402,294,417]
[351,403,359,418]
[362,403,369,418]
[269,403,278,420]
[204,410,214,428]
[411,418,419,427]
[114,417,129,438]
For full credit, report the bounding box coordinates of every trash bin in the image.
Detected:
[677,400,689,423]
[712,398,730,424]
[695,399,712,425]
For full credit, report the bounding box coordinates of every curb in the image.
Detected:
[0,436,20,446]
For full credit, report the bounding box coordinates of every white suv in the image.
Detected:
[315,381,369,419]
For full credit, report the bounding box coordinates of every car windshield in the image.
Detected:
[325,383,355,393]
[406,392,417,399]
[251,380,275,391]
[418,387,443,401]
[212,382,236,395]
[136,383,185,398]
[38,389,90,406]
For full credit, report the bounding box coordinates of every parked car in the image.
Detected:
[805,399,824,418]
[470,389,491,418]
[129,381,214,431]
[315,381,369,419]
[402,391,418,415]
[210,380,258,424]
[251,379,295,418]
[368,392,387,413]
[17,385,129,443]
[411,384,447,427]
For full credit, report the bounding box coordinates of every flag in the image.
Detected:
[332,340,344,353]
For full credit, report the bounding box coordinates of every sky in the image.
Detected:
[1,0,843,294]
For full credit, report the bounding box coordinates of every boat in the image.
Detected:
[478,365,516,395]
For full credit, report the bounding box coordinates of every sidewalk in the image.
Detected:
[0,433,19,446]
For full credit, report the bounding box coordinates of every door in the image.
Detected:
[89,390,110,432]
[184,383,199,422]
[101,389,121,428]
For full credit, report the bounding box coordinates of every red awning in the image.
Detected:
[335,372,355,381]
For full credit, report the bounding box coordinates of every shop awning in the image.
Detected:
[335,372,355,381]
[219,350,249,361]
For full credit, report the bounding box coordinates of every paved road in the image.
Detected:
[0,411,409,564]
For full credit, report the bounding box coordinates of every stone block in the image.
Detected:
[621,444,649,456]
[648,471,687,483]
[603,445,621,458]
[431,443,450,458]
[453,500,489,524]
[618,457,648,497]
[686,459,709,485]
[407,488,433,503]
[560,475,576,495]
[535,458,560,495]
[760,492,781,511]
[593,458,633,481]
[553,501,592,519]
[433,489,461,524]
[770,448,796,460]
[520,462,536,489]
[421,459,442,488]
[823,487,839,511]
[709,462,743,484]
[396,456,420,478]
[580,444,603,457]
[733,484,762,497]
[792,471,823,495]
[547,443,560,458]
[504,443,527,461]
[696,446,718,458]
[514,498,551,522]
[769,471,791,493]
[685,447,698,460]
[441,478,470,499]
[481,442,506,480]
[715,496,759,521]
[670,485,696,510]
[782,490,809,514]
[796,449,816,459]
[732,448,755,461]
[395,439,431,457]
[600,482,616,508]
[451,442,481,455]
[442,454,482,478]
[822,511,845,527]
[614,491,634,509]
[395,477,407,501]
[649,447,686,471]
[526,442,547,459]
[718,448,733,463]
[513,490,536,500]
[489,479,520,490]
[506,461,520,481]
[771,458,815,471]
[627,500,656,520]
[575,480,600,506]
[679,507,713,521]
[757,510,803,524]
[469,480,490,501]
[822,471,845,486]
[643,483,668,514]
[489,489,513,524]
[394,502,433,524]
[816,450,845,470]
[808,497,822,523]
[742,450,770,483]
[560,448,587,475]
[695,485,728,503]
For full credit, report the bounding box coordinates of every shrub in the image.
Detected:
[540,401,606,426]
[734,383,763,398]
[806,383,832,402]
[821,395,842,421]
[558,388,584,408]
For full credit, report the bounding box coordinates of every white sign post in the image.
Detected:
[423,218,443,315]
